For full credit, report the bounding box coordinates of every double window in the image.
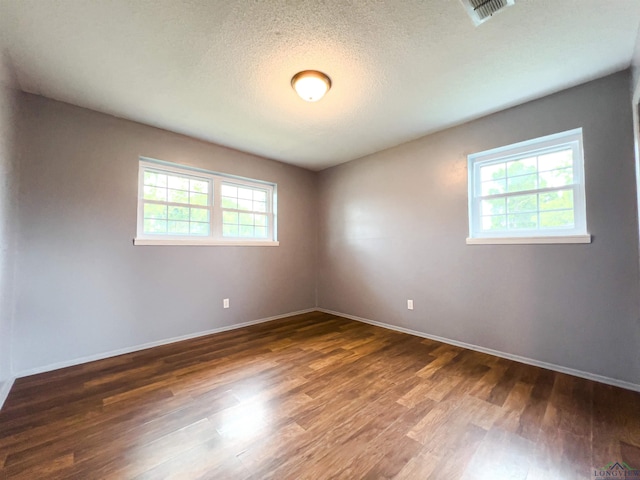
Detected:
[467,129,590,244]
[135,159,277,246]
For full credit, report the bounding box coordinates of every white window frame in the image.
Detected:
[467,128,591,245]
[134,158,278,246]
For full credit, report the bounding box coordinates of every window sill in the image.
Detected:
[466,234,591,245]
[134,238,279,247]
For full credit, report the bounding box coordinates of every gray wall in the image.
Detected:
[8,70,640,386]
[318,70,640,385]
[0,83,19,387]
[12,94,317,374]
[632,27,640,96]
[632,37,640,255]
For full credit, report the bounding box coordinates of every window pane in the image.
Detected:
[481,179,506,196]
[221,184,237,197]
[190,208,209,222]
[481,215,506,231]
[238,199,253,211]
[240,225,254,237]
[190,192,208,206]
[223,224,239,237]
[190,179,208,193]
[539,167,573,188]
[539,189,573,211]
[168,221,189,234]
[144,219,167,234]
[139,164,274,242]
[540,210,574,228]
[239,213,254,225]
[190,222,209,236]
[144,171,167,187]
[168,175,189,190]
[468,131,584,241]
[144,186,167,202]
[223,211,238,224]
[508,213,537,230]
[167,206,189,221]
[238,188,253,200]
[222,196,238,209]
[481,198,505,215]
[507,194,537,214]
[480,163,505,182]
[168,189,189,204]
[538,149,572,172]
[144,203,167,219]
[507,173,537,193]
[506,157,537,177]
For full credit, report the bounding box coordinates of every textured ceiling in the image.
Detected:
[1,0,640,170]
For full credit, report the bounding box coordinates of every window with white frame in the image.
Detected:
[135,159,277,246]
[467,129,590,244]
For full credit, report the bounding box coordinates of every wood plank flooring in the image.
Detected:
[1,311,639,479]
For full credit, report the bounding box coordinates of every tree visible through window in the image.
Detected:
[220,183,270,239]
[467,129,589,244]
[135,159,277,246]
[142,170,211,236]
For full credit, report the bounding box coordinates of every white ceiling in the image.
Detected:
[1,1,639,171]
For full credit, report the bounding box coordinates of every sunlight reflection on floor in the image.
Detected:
[216,399,269,440]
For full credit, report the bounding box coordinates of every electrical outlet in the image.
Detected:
[407,299,414,310]
[223,298,229,309]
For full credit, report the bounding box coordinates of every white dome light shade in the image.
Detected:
[291,70,331,102]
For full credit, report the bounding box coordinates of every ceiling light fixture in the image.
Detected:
[291,70,331,102]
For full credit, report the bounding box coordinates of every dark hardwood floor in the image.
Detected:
[1,311,639,479]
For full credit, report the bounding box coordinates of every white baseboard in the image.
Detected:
[317,308,640,393]
[0,376,15,411]
[16,308,317,379]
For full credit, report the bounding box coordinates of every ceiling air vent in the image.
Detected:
[461,0,515,26]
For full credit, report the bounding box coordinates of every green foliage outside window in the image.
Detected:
[480,150,575,231]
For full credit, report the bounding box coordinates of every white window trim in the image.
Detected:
[135,158,279,246]
[466,235,591,245]
[466,128,591,245]
[134,238,279,246]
